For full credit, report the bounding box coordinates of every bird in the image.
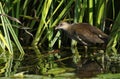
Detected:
[55,22,108,46]
[55,22,109,68]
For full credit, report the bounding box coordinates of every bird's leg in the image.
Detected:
[84,45,88,58]
[80,45,88,65]
[85,46,88,57]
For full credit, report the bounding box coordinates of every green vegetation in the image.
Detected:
[0,0,120,78]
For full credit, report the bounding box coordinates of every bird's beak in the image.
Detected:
[55,25,60,30]
[55,27,58,30]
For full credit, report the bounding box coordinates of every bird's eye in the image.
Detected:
[60,23,63,26]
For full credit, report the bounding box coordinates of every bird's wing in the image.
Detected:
[89,26,108,39]
[71,25,104,44]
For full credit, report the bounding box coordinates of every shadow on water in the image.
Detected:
[9,46,120,79]
[16,46,105,78]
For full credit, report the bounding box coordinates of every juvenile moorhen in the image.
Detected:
[55,22,108,46]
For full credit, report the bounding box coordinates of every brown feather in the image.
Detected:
[55,22,108,45]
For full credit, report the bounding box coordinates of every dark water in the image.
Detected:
[7,47,120,79]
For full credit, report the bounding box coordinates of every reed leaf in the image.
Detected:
[0,2,25,76]
[88,0,93,25]
[32,0,52,46]
[106,11,120,55]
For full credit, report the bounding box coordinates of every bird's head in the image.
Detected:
[55,22,70,30]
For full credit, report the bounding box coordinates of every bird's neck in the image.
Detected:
[64,25,72,31]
